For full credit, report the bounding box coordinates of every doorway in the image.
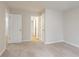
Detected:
[31,16,40,43]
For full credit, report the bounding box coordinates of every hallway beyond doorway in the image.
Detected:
[32,35,39,42]
[31,16,40,43]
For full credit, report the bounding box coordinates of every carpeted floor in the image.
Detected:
[1,42,79,57]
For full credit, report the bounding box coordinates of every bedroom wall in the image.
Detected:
[0,2,8,55]
[64,8,79,47]
[44,9,64,44]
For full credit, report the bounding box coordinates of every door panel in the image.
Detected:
[8,14,22,43]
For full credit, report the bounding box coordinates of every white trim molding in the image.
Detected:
[65,41,79,48]
[22,40,31,42]
[44,40,64,44]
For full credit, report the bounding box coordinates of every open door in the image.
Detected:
[40,13,45,42]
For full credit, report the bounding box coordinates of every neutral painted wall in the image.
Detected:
[10,10,39,41]
[45,9,64,44]
[0,2,7,51]
[64,8,79,46]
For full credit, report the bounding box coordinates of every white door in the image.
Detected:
[8,14,22,43]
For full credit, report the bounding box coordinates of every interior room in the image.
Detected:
[0,1,79,57]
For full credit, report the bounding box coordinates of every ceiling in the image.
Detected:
[5,1,79,13]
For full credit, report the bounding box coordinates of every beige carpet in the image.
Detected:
[1,42,79,57]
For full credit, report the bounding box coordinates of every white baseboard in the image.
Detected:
[0,48,6,56]
[44,40,64,44]
[22,40,31,42]
[65,41,79,48]
[8,40,31,43]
